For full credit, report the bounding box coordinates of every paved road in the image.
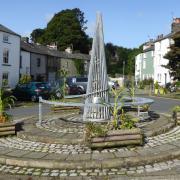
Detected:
[143,95,180,114]
[7,96,180,120]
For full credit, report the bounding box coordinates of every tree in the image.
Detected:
[164,31,180,81]
[30,8,91,53]
[105,43,142,76]
[31,29,45,43]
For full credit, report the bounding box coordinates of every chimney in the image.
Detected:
[157,34,163,40]
[171,18,180,33]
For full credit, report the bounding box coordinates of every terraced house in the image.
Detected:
[135,18,180,86]
[0,24,20,88]
[20,40,90,82]
[0,24,90,88]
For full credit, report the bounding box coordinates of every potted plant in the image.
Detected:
[0,88,16,136]
[159,86,166,95]
[84,88,143,149]
[154,81,159,95]
[172,106,180,125]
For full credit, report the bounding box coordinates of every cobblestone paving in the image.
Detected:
[0,114,178,177]
[144,126,180,148]
[37,113,84,134]
[36,112,172,136]
[0,159,179,177]
[0,126,180,154]
[0,136,131,154]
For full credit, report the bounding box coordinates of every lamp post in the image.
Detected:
[123,61,125,85]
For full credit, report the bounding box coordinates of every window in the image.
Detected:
[3,49,9,64]
[3,34,9,43]
[37,58,41,67]
[20,56,22,68]
[2,72,9,87]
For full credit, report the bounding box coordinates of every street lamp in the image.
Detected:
[123,61,125,85]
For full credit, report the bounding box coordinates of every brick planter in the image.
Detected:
[0,122,16,136]
[87,128,143,149]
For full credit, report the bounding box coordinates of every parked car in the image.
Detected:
[68,84,85,95]
[13,82,51,101]
[48,79,64,98]
[67,77,87,93]
[48,79,85,97]
[108,80,119,90]
[167,82,180,92]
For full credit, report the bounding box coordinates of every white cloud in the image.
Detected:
[45,13,54,23]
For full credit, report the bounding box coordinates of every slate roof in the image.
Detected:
[21,41,90,61]
[153,33,172,43]
[0,24,20,37]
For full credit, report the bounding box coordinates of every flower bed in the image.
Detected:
[87,128,143,149]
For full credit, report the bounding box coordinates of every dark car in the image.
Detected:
[66,77,87,93]
[48,79,85,98]
[68,84,85,95]
[13,82,51,101]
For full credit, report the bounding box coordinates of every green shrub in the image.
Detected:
[139,81,145,89]
[85,122,108,139]
[120,109,139,129]
[19,75,31,84]
[172,106,180,113]
[154,81,159,89]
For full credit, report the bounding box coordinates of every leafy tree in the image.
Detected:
[31,29,45,43]
[30,8,91,53]
[164,31,180,81]
[105,43,142,76]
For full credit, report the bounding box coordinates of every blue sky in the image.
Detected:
[0,0,179,48]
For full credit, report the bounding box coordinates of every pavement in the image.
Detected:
[0,112,178,179]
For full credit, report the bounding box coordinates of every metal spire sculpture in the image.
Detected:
[83,12,110,122]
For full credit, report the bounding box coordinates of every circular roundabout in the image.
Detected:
[0,111,178,178]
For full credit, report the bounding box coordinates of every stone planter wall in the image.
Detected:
[88,128,143,149]
[52,106,80,113]
[174,112,180,125]
[0,123,16,136]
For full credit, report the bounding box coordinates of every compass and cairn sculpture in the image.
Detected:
[83,13,110,122]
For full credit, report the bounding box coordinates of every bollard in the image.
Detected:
[137,105,140,116]
[39,97,42,124]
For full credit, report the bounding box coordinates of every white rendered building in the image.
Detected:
[153,35,172,86]
[0,24,20,88]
